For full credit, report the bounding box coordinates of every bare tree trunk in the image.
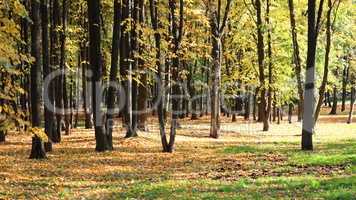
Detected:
[41,0,54,152]
[52,0,63,143]
[288,103,293,124]
[88,0,110,152]
[29,0,46,159]
[61,0,71,135]
[266,0,273,128]
[208,0,232,138]
[105,0,121,150]
[302,0,324,151]
[330,85,338,115]
[288,0,304,122]
[315,0,337,122]
[255,0,269,131]
[341,64,349,112]
[347,87,355,124]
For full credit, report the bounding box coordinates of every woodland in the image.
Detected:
[0,0,355,199]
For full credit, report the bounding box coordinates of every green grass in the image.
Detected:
[223,140,356,167]
[113,176,356,200]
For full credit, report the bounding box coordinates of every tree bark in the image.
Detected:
[255,0,269,131]
[302,0,324,150]
[53,0,62,143]
[209,0,232,138]
[88,0,110,152]
[347,87,355,124]
[41,0,54,152]
[288,103,293,124]
[288,0,304,122]
[105,0,121,150]
[341,64,349,112]
[315,0,335,122]
[29,0,46,159]
[61,0,71,135]
[266,0,273,128]
[137,0,148,131]
[329,85,338,115]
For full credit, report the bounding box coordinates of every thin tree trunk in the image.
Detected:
[341,64,349,112]
[208,0,232,138]
[266,0,273,128]
[53,0,62,143]
[288,103,293,124]
[256,0,269,131]
[41,0,54,152]
[329,85,338,115]
[82,46,93,129]
[105,0,121,150]
[347,87,355,124]
[315,0,335,122]
[137,0,148,131]
[61,0,71,135]
[288,0,304,122]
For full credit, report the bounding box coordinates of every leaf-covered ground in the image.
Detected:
[0,115,355,199]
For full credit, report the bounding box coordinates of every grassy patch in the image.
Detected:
[115,176,356,199]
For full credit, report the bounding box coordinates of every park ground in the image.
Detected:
[0,111,355,199]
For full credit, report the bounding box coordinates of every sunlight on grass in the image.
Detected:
[116,175,356,199]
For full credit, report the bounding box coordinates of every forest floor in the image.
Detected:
[0,113,355,199]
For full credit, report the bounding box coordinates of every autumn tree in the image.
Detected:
[87,0,111,151]
[206,0,232,138]
[301,0,324,151]
[29,0,47,159]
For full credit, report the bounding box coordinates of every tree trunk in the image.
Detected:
[105,0,121,150]
[288,0,304,122]
[29,0,46,159]
[266,0,273,128]
[253,88,257,121]
[330,86,338,115]
[288,103,293,124]
[210,35,221,138]
[88,0,110,152]
[53,0,62,143]
[302,0,324,151]
[137,0,148,131]
[314,0,333,123]
[347,87,355,124]
[341,64,349,112]
[256,0,269,131]
[244,87,251,120]
[82,46,93,129]
[41,0,54,152]
[61,0,71,135]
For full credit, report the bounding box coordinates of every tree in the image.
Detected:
[301,0,324,151]
[52,0,62,143]
[61,0,71,135]
[29,0,47,159]
[207,0,232,138]
[106,0,122,150]
[315,0,340,122]
[120,0,138,138]
[255,0,269,131]
[87,0,111,152]
[41,0,54,152]
[288,0,304,122]
[347,86,355,124]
